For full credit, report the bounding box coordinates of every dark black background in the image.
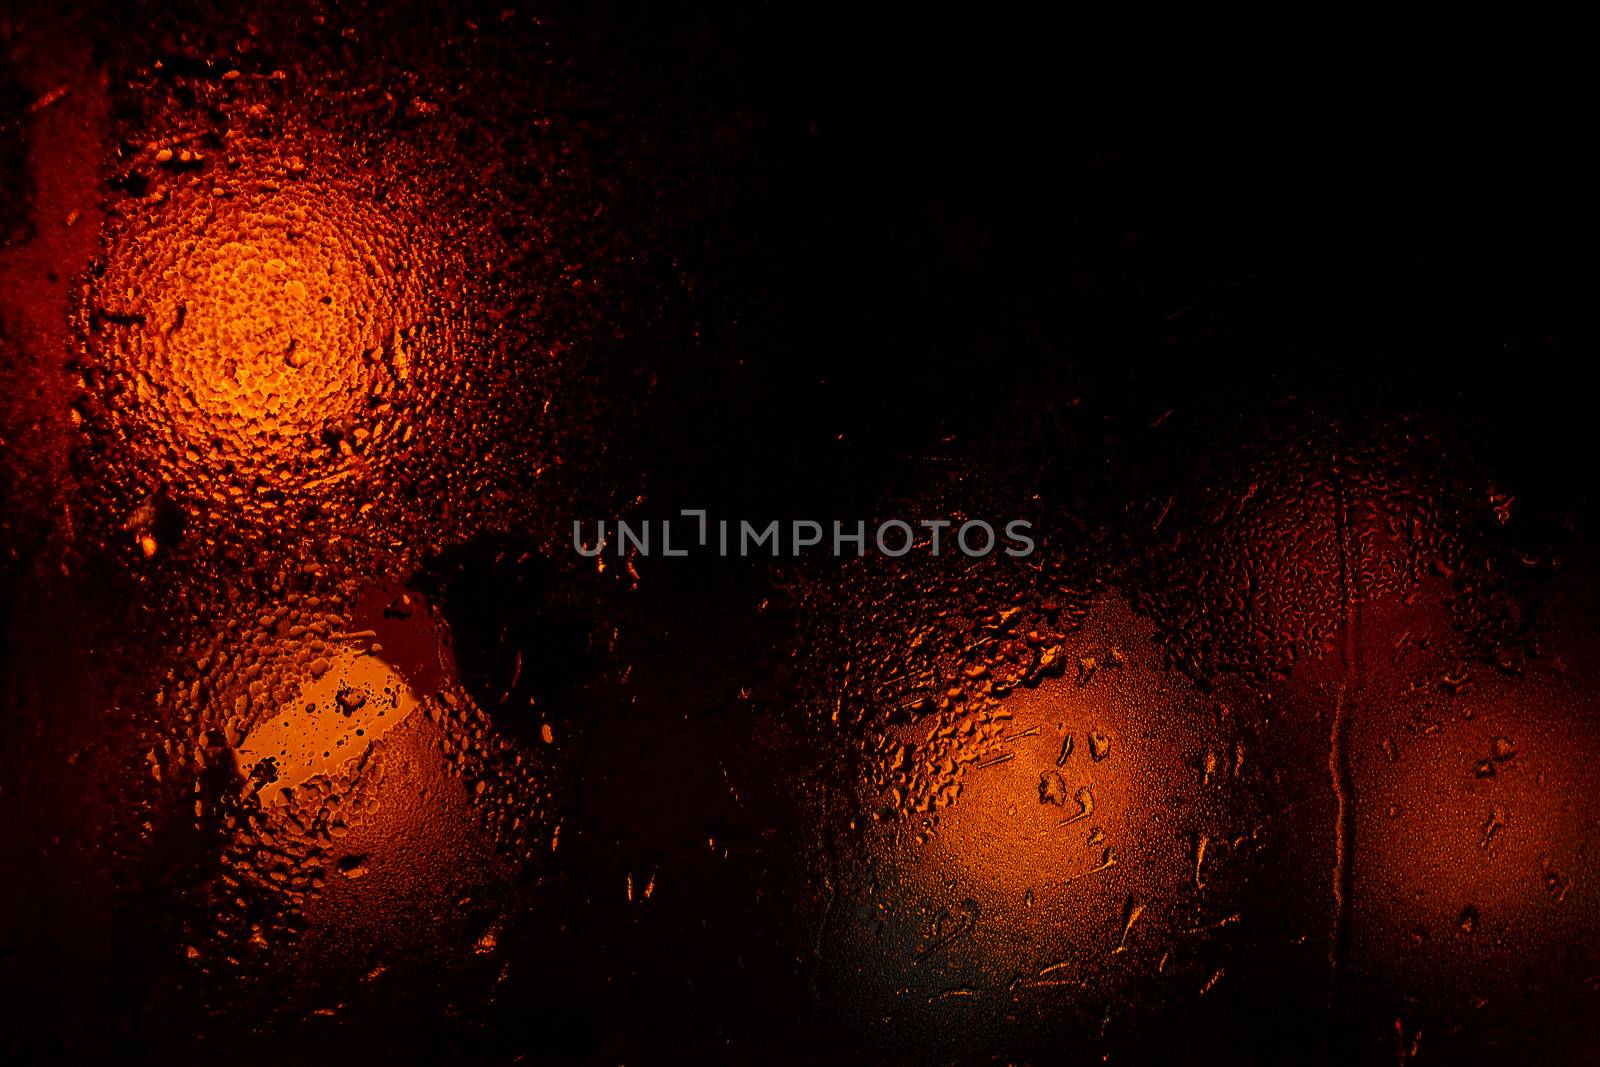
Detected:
[573,11,1589,536]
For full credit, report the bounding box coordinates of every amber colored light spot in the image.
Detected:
[78,144,475,533]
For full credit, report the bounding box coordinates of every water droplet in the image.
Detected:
[1088,730,1111,761]
[1037,769,1068,806]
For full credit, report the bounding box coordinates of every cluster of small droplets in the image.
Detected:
[75,137,484,550]
[795,541,1100,819]
[127,583,548,961]
[1129,420,1488,685]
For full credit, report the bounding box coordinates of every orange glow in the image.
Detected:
[77,139,480,536]
[89,155,401,497]
[814,597,1260,1050]
[1338,588,1600,998]
[233,645,422,804]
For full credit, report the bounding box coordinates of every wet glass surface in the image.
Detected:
[1,5,1594,1064]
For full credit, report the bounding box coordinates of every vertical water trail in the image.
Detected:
[1328,459,1362,1018]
